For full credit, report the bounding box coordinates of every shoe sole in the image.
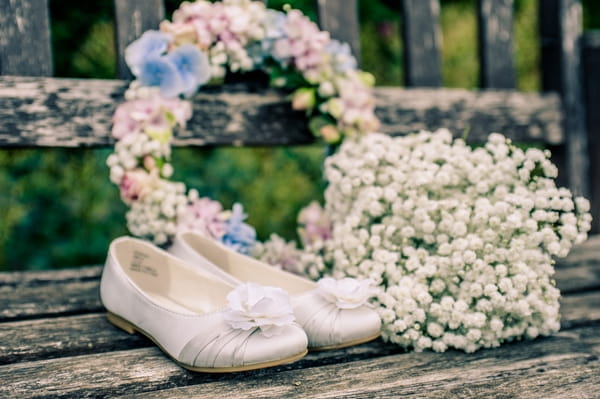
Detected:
[107,312,308,373]
[308,331,381,352]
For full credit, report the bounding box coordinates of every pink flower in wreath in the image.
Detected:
[165,1,255,51]
[178,197,228,239]
[112,97,192,139]
[119,169,157,204]
[298,201,332,246]
[273,10,330,73]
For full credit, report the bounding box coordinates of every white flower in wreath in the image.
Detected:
[316,277,378,309]
[223,283,296,337]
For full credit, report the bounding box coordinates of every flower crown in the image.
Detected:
[107,0,380,249]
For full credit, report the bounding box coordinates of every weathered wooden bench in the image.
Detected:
[1,238,599,397]
[1,0,599,397]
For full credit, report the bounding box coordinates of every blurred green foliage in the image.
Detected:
[1,0,598,271]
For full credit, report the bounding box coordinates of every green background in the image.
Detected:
[1,0,599,271]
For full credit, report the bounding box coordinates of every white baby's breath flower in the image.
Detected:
[318,130,591,353]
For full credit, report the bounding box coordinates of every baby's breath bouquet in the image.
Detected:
[282,130,591,353]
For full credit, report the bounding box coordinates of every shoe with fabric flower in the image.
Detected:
[100,236,308,372]
[169,232,382,350]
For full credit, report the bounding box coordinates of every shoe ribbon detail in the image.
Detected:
[293,278,380,348]
[178,283,299,368]
[178,322,258,368]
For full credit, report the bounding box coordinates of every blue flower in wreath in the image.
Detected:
[138,56,184,98]
[222,203,257,255]
[125,30,171,76]
[125,31,210,98]
[166,44,211,97]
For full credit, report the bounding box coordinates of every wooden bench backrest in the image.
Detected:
[0,0,597,229]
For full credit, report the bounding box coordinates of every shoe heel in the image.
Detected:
[107,312,137,334]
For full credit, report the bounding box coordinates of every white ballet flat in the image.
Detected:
[169,232,382,350]
[100,236,308,372]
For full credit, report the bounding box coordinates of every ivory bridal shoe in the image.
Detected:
[100,236,308,372]
[169,232,382,350]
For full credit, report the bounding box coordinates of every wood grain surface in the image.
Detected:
[0,77,563,148]
[477,0,516,88]
[401,0,442,87]
[0,237,598,398]
[0,0,53,76]
[317,0,361,63]
[0,325,597,399]
[114,0,165,79]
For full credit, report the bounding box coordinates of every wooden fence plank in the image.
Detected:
[0,76,563,148]
[582,32,600,233]
[401,0,442,87]
[114,0,165,79]
[539,0,569,190]
[374,88,562,143]
[316,0,361,62]
[477,0,516,88]
[0,325,598,399]
[0,0,53,76]
[540,0,562,93]
[0,77,311,148]
[559,0,589,198]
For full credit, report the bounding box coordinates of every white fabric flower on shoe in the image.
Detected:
[317,277,377,309]
[223,283,296,337]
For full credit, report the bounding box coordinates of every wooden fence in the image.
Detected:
[0,0,598,231]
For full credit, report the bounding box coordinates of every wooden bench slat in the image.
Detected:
[2,237,598,321]
[0,313,405,370]
[0,324,598,399]
[1,285,598,367]
[0,280,102,321]
[0,0,53,76]
[0,76,563,148]
[555,266,600,294]
[131,354,600,399]
[554,235,600,293]
[0,266,102,287]
[2,263,595,323]
[0,313,148,366]
[558,291,600,329]
[316,0,361,62]
[477,0,516,89]
[401,0,442,87]
[114,0,165,80]
[122,346,600,399]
